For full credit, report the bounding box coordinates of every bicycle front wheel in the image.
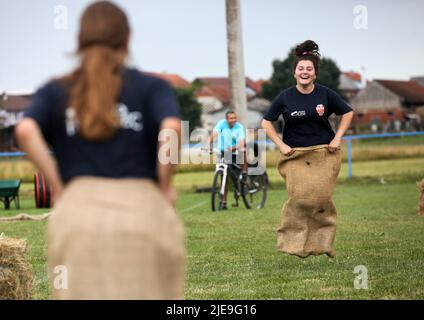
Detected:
[211,170,224,211]
[241,172,268,209]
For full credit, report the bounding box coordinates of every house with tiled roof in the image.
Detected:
[411,76,424,87]
[143,71,191,89]
[193,77,270,130]
[253,79,270,94]
[196,77,261,98]
[350,79,424,132]
[339,71,364,100]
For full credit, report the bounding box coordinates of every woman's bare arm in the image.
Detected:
[261,119,294,156]
[157,117,181,206]
[15,118,64,201]
[328,111,354,152]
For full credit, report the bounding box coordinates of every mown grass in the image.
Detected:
[355,135,424,146]
[1,156,423,299]
[180,183,424,299]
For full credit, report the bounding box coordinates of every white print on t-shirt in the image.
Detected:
[290,110,306,117]
[65,108,78,136]
[117,103,143,132]
[316,104,325,116]
[65,103,143,137]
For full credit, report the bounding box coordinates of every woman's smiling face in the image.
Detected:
[294,60,316,86]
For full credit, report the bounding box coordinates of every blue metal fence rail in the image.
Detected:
[2,131,424,179]
[0,152,25,157]
[342,131,424,178]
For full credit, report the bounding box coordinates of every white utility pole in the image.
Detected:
[225,0,248,128]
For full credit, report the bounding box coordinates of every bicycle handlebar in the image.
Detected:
[200,148,222,155]
[201,148,243,156]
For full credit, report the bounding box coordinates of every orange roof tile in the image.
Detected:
[195,77,260,104]
[343,72,362,82]
[143,71,191,89]
[376,80,424,104]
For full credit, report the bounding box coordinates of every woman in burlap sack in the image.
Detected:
[262,40,354,258]
[15,1,185,299]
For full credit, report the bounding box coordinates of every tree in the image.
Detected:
[174,82,202,133]
[262,48,346,101]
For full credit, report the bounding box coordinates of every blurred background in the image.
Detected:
[1,0,423,178]
[1,0,424,300]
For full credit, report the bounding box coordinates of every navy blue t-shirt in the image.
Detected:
[24,68,180,183]
[263,84,352,148]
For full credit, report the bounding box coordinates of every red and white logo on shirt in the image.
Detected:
[316,104,325,116]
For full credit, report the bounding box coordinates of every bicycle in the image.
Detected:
[207,149,268,211]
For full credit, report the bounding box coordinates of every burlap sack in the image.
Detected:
[277,145,341,258]
[48,177,185,300]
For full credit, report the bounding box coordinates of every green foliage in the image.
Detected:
[174,81,203,133]
[317,58,346,100]
[262,48,347,101]
[262,54,297,101]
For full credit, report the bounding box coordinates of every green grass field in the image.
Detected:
[1,156,424,299]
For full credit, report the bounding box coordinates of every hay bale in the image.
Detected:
[418,179,424,216]
[0,236,35,299]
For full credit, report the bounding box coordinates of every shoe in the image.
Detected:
[221,203,228,210]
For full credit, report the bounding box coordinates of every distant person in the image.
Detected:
[15,1,185,299]
[204,111,246,209]
[261,40,354,258]
[394,119,402,132]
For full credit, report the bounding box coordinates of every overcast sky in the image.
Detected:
[1,0,423,93]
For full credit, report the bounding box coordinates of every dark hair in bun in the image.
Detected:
[292,40,321,75]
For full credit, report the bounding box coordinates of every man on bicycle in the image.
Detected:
[204,111,247,210]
